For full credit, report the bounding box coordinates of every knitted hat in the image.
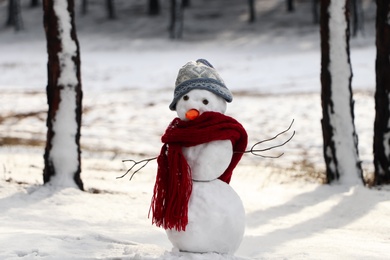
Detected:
[169,59,233,111]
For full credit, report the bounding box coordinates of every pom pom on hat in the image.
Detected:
[169,59,233,111]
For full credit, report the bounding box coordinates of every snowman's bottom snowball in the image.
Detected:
[166,180,245,254]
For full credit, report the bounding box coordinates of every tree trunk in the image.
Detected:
[320,0,364,185]
[312,0,319,24]
[6,0,23,31]
[6,0,14,26]
[169,0,184,39]
[350,0,364,37]
[373,0,390,185]
[106,0,116,20]
[287,0,294,12]
[148,0,160,15]
[31,0,39,7]
[13,0,23,31]
[248,0,255,23]
[42,0,83,190]
[81,0,88,15]
[182,0,190,8]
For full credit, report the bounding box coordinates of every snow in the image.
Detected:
[53,0,78,86]
[327,0,362,185]
[167,181,245,255]
[49,87,79,188]
[1,0,390,259]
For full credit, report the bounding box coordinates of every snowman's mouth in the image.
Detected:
[185,109,199,120]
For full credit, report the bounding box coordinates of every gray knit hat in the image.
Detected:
[169,59,233,111]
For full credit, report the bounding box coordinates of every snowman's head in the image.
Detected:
[176,89,227,121]
[169,59,233,115]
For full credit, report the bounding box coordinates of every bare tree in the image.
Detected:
[42,0,83,190]
[287,0,294,12]
[6,0,23,31]
[312,0,319,24]
[320,0,364,185]
[80,0,88,15]
[149,0,160,16]
[182,0,190,8]
[248,0,256,23]
[350,0,364,37]
[31,0,40,7]
[169,0,184,39]
[373,0,390,186]
[106,0,116,19]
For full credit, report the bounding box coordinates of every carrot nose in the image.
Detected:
[185,109,199,120]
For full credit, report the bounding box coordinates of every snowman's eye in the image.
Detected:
[183,95,189,101]
[202,99,209,105]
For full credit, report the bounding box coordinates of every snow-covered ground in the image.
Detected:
[1,1,389,259]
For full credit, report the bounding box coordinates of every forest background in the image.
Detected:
[1,0,389,259]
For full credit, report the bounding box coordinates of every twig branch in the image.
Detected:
[117,157,157,180]
[238,119,295,158]
[119,119,295,180]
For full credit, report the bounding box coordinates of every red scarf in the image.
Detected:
[150,111,248,231]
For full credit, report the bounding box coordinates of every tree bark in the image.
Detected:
[312,0,319,24]
[321,0,334,183]
[81,0,88,15]
[182,0,190,8]
[6,0,23,31]
[169,0,184,39]
[373,0,390,185]
[42,0,83,190]
[6,0,14,26]
[148,0,160,16]
[106,0,116,19]
[31,0,39,7]
[320,0,364,185]
[350,0,364,37]
[287,0,294,12]
[248,0,256,23]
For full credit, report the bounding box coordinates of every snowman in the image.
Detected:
[150,59,248,254]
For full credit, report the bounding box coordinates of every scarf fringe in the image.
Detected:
[150,144,192,231]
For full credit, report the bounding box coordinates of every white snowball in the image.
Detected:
[166,180,245,254]
[183,140,233,181]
